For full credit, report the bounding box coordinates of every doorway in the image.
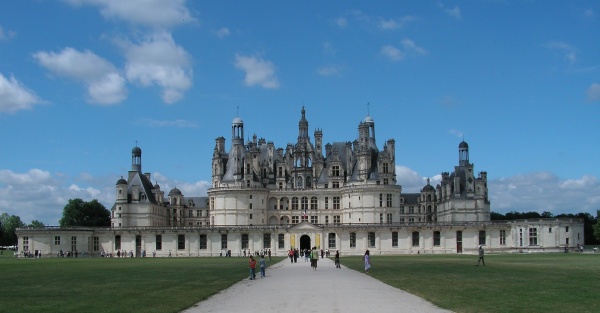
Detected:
[135,235,142,257]
[456,231,463,253]
[300,235,311,252]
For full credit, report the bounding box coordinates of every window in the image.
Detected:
[409,206,414,214]
[386,213,392,224]
[292,216,299,224]
[383,163,388,173]
[383,178,389,185]
[310,216,318,224]
[412,232,419,247]
[264,234,271,249]
[478,231,486,246]
[54,236,61,245]
[250,214,253,220]
[350,232,356,248]
[566,227,569,232]
[332,181,339,188]
[210,197,214,210]
[333,197,340,209]
[292,197,298,210]
[249,203,253,210]
[332,165,340,177]
[549,227,552,233]
[325,216,329,225]
[178,235,185,250]
[242,234,249,249]
[392,232,398,247]
[23,236,29,252]
[529,228,538,246]
[115,235,121,250]
[200,235,207,250]
[325,197,329,209]
[519,229,523,246]
[333,215,341,225]
[311,197,318,210]
[93,237,99,252]
[197,209,201,217]
[156,235,162,250]
[379,194,383,207]
[297,176,303,188]
[278,234,285,249]
[368,232,376,247]
[433,231,441,246]
[386,194,392,207]
[221,234,228,249]
[301,214,308,222]
[301,197,308,212]
[380,213,383,224]
[327,233,336,249]
[499,230,506,245]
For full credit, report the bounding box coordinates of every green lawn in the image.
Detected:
[1,253,599,313]
[341,253,600,313]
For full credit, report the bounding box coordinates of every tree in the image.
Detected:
[591,210,600,244]
[28,220,45,227]
[59,199,110,227]
[0,213,25,246]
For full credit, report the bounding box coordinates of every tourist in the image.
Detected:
[288,249,294,263]
[477,245,485,266]
[259,255,266,278]
[335,250,341,269]
[248,255,257,280]
[268,249,271,261]
[310,247,319,270]
[293,248,298,263]
[363,250,371,273]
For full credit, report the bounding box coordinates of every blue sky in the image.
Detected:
[1,0,599,225]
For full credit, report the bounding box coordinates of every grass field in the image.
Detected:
[1,252,598,313]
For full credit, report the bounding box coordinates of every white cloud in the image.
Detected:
[546,41,577,65]
[215,27,231,38]
[378,16,416,30]
[122,32,193,104]
[335,17,347,28]
[448,129,464,138]
[64,0,195,29]
[437,2,462,20]
[401,39,428,55]
[0,25,16,40]
[234,54,279,89]
[33,47,127,105]
[396,165,441,193]
[381,45,404,61]
[0,73,44,113]
[316,66,342,77]
[586,83,600,102]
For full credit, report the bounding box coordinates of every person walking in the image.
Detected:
[310,247,319,270]
[259,255,266,278]
[288,249,294,263]
[249,255,257,280]
[363,250,371,273]
[334,250,341,269]
[477,245,485,266]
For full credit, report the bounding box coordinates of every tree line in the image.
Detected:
[2,199,600,246]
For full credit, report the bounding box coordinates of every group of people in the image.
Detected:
[248,254,267,280]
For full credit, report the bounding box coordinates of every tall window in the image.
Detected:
[292,216,299,224]
[71,236,77,252]
[392,232,398,247]
[156,235,162,250]
[433,231,441,246]
[264,234,271,249]
[325,197,329,209]
[529,228,538,246]
[478,231,486,246]
[310,216,318,224]
[178,235,185,250]
[379,194,383,207]
[93,237,99,252]
[301,197,308,212]
[386,213,392,224]
[333,215,341,225]
[115,235,121,250]
[368,232,376,247]
[332,182,340,188]
[383,163,389,173]
[380,213,384,224]
[292,197,298,210]
[221,234,228,250]
[242,234,249,249]
[199,235,207,250]
[412,231,420,247]
[325,216,329,225]
[350,232,356,248]
[519,229,523,246]
[278,234,285,249]
[328,233,336,249]
[332,165,340,177]
[386,194,392,207]
[333,197,340,209]
[54,236,61,245]
[499,230,506,245]
[22,237,29,252]
[310,197,318,210]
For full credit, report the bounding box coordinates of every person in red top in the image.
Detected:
[249,255,257,280]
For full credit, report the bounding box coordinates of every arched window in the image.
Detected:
[292,197,299,210]
[297,176,303,188]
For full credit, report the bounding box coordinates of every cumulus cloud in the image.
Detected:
[33,47,127,104]
[64,0,195,29]
[437,2,462,20]
[396,165,441,193]
[448,129,464,138]
[215,27,231,38]
[378,16,416,30]
[234,54,279,89]
[122,32,193,104]
[381,39,427,61]
[546,41,577,65]
[0,25,16,40]
[0,73,44,113]
[586,83,600,102]
[489,172,600,215]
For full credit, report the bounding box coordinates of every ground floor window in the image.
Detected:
[156,235,162,250]
[350,232,356,248]
[433,231,441,246]
[93,237,99,252]
[115,235,121,250]
[278,234,285,249]
[328,233,336,249]
[221,234,228,250]
[499,230,506,245]
[264,233,271,249]
[199,235,207,250]
[392,232,398,247]
[22,236,29,252]
[529,228,538,246]
[54,236,60,245]
[178,235,185,250]
[242,234,249,249]
[412,232,419,247]
[478,230,486,246]
[368,232,376,248]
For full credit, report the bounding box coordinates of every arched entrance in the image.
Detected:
[300,235,311,252]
